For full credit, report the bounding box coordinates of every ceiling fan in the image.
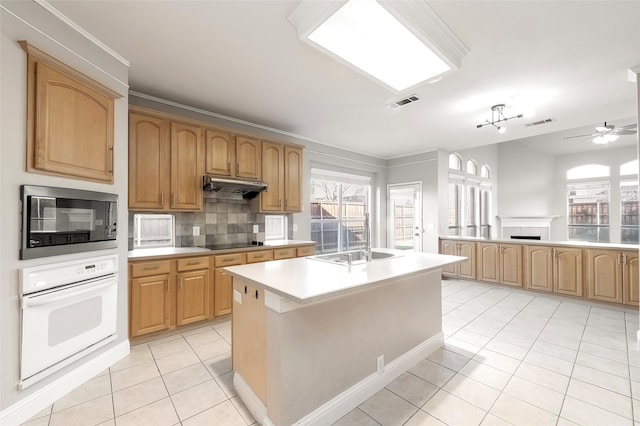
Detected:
[563,122,638,145]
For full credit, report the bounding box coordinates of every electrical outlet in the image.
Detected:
[377,355,384,374]
[253,224,259,233]
[192,226,200,236]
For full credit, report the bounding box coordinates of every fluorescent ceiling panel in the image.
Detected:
[293,0,459,92]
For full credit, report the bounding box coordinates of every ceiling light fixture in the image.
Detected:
[593,134,619,145]
[286,0,468,93]
[476,104,523,133]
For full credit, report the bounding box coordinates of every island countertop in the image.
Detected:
[224,248,464,304]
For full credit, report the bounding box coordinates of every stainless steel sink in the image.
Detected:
[308,249,401,265]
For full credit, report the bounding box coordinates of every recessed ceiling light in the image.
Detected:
[287,0,468,93]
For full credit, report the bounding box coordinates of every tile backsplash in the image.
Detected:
[128,197,293,250]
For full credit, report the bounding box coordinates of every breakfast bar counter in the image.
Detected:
[225,250,463,426]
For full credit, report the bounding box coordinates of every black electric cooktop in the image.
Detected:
[205,241,264,251]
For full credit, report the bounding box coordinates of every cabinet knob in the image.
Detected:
[244,285,247,294]
[255,290,259,300]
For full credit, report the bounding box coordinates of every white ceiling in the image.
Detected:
[49,0,640,159]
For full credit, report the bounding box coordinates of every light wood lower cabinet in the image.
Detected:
[130,260,172,338]
[176,269,210,326]
[214,253,245,317]
[232,278,266,403]
[440,240,476,279]
[476,242,522,287]
[589,249,638,306]
[524,246,583,297]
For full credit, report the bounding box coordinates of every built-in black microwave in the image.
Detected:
[20,185,117,260]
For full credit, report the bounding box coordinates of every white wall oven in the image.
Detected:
[21,185,117,260]
[19,255,118,389]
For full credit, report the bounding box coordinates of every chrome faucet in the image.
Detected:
[364,212,372,261]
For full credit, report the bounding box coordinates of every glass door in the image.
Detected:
[388,183,422,251]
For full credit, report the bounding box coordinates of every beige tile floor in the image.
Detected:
[22,279,640,426]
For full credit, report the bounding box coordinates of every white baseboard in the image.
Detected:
[235,333,443,426]
[0,340,129,426]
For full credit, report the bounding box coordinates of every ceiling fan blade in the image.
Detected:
[621,123,638,129]
[615,129,637,136]
[563,133,596,139]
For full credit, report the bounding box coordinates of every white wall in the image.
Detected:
[0,2,129,422]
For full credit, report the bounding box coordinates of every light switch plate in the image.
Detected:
[253,224,259,234]
[193,226,200,236]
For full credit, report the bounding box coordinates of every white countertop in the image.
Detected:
[127,240,316,259]
[225,248,464,304]
[440,236,639,251]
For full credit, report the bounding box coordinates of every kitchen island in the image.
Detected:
[225,249,463,426]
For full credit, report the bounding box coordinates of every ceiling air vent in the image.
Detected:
[388,94,421,109]
[525,118,555,127]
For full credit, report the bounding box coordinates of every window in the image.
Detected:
[134,214,175,248]
[448,175,463,236]
[480,164,490,179]
[465,179,479,237]
[480,182,492,238]
[567,164,610,180]
[466,160,477,175]
[449,153,462,170]
[310,169,371,253]
[621,180,639,244]
[567,183,610,242]
[621,160,639,176]
[265,215,287,240]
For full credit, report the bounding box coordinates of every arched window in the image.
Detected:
[466,160,477,175]
[620,160,638,176]
[449,154,462,170]
[480,164,491,179]
[566,164,609,180]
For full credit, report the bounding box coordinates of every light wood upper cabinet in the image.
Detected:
[236,136,261,179]
[284,146,303,212]
[204,129,234,176]
[260,142,303,213]
[261,141,285,212]
[170,122,203,210]
[22,42,120,183]
[129,113,169,209]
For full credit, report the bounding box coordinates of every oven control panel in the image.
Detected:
[20,254,118,295]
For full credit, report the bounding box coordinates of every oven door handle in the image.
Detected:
[22,277,117,308]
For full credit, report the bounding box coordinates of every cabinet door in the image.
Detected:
[554,247,583,297]
[232,280,267,403]
[177,269,210,326]
[33,61,114,183]
[477,242,499,283]
[588,249,622,303]
[525,246,553,292]
[284,146,303,212]
[236,136,261,179]
[500,244,523,287]
[261,141,285,212]
[458,242,476,280]
[170,122,203,210]
[440,240,457,276]
[204,129,234,176]
[129,113,169,209]
[623,251,639,306]
[214,267,233,316]
[130,274,171,337]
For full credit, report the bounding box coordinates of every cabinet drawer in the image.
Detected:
[273,248,296,260]
[297,246,315,257]
[177,256,210,272]
[246,250,274,263]
[130,260,171,278]
[214,253,245,267]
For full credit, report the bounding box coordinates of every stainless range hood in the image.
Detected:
[203,176,268,199]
